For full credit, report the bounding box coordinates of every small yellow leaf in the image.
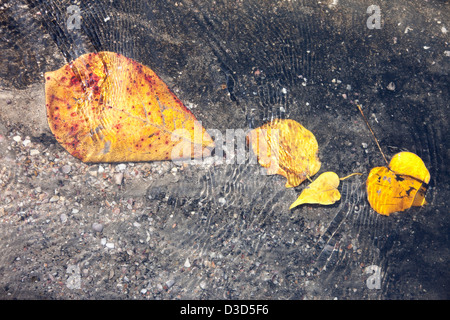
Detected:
[248,119,321,188]
[366,152,430,216]
[289,172,341,209]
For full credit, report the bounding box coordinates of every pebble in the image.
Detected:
[30,149,40,156]
[88,166,98,177]
[60,213,68,223]
[49,195,59,202]
[114,172,124,185]
[13,135,21,142]
[165,279,175,289]
[184,258,191,268]
[92,222,104,233]
[386,82,396,91]
[199,280,208,290]
[105,242,115,249]
[116,163,127,171]
[61,165,71,174]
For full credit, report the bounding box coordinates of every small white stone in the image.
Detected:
[116,163,127,171]
[100,238,107,246]
[199,281,208,290]
[387,82,396,91]
[60,213,68,223]
[22,139,31,146]
[105,242,115,249]
[13,135,21,142]
[61,165,71,174]
[30,149,40,156]
[165,279,175,288]
[92,222,104,233]
[114,172,124,185]
[184,258,191,268]
[88,168,98,177]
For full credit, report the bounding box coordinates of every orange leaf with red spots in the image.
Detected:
[45,51,214,163]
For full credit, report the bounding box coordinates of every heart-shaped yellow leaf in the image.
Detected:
[366,152,430,216]
[289,171,341,209]
[248,119,321,188]
[45,51,214,163]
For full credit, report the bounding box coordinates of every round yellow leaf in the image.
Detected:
[366,166,426,216]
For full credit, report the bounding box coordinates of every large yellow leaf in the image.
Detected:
[45,51,214,162]
[366,152,430,216]
[248,119,321,188]
[289,172,341,209]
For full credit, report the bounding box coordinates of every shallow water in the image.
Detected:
[0,0,448,300]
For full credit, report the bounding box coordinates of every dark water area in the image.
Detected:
[0,0,448,301]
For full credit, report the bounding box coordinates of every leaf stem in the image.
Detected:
[356,104,389,166]
[339,172,363,181]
